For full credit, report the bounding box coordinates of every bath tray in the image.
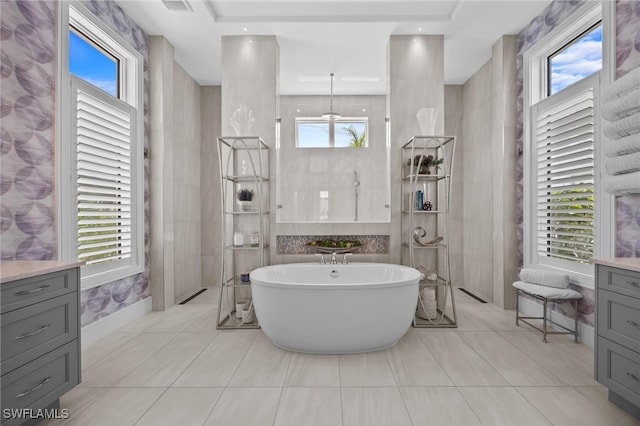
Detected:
[306,242,363,254]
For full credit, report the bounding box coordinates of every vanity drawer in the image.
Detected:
[1,340,79,421]
[597,289,640,353]
[597,337,640,408]
[598,265,640,299]
[1,269,78,314]
[1,292,78,374]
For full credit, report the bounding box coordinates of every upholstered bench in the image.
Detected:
[513,269,583,343]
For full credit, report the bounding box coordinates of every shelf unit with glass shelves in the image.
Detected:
[216,136,269,329]
[401,136,457,327]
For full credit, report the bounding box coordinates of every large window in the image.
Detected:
[60,4,144,289]
[296,118,367,148]
[523,1,612,282]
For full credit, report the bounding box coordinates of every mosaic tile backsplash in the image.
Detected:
[277,235,389,255]
[0,0,150,327]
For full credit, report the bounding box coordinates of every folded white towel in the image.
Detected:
[603,109,640,139]
[601,86,640,121]
[602,68,640,104]
[603,171,640,195]
[519,268,569,288]
[605,151,640,176]
[605,133,640,157]
[513,281,582,299]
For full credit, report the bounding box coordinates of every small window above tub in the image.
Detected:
[547,22,602,95]
[296,118,368,148]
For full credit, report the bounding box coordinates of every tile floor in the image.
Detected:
[43,288,639,426]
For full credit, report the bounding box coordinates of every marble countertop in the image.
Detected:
[0,261,83,283]
[592,257,640,273]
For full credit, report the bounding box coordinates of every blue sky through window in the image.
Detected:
[69,29,118,97]
[549,25,602,95]
[297,120,367,147]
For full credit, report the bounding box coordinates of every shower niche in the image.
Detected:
[216,136,269,329]
[401,135,457,327]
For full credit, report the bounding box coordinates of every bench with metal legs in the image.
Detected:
[513,281,583,343]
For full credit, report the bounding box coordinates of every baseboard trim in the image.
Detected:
[81,297,152,349]
[517,295,594,348]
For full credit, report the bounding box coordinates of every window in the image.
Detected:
[548,23,602,95]
[60,4,144,289]
[296,118,367,148]
[522,1,613,283]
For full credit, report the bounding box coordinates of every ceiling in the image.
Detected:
[115,0,552,95]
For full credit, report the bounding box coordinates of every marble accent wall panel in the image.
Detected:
[277,95,389,223]
[277,235,389,255]
[1,0,57,261]
[462,60,494,303]
[173,63,202,302]
[0,0,150,326]
[388,35,445,265]
[444,85,464,288]
[491,36,519,309]
[615,0,640,257]
[201,86,222,286]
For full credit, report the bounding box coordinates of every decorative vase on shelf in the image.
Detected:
[230,104,255,136]
[416,107,439,136]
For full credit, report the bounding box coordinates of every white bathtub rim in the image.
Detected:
[250,262,421,290]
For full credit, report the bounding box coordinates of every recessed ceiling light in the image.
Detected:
[296,109,301,112]
[243,27,248,32]
[249,39,253,43]
[362,108,366,112]
[418,27,423,32]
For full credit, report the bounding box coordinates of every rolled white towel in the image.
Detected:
[601,86,640,121]
[603,109,640,139]
[605,151,640,176]
[602,68,640,104]
[605,133,640,157]
[519,268,569,289]
[603,171,640,195]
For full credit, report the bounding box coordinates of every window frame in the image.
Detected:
[57,1,144,290]
[522,0,614,288]
[295,117,369,148]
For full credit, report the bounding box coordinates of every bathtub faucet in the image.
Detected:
[315,254,326,264]
[342,253,352,264]
[330,252,338,264]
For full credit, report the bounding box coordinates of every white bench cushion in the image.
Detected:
[513,281,582,300]
[519,268,569,288]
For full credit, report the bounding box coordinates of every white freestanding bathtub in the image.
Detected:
[250,263,420,354]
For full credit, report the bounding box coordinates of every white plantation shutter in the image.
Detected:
[71,77,141,277]
[531,76,596,266]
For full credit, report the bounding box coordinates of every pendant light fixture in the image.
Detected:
[321,73,341,120]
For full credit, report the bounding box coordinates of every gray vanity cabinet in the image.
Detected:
[595,262,640,419]
[1,265,81,425]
